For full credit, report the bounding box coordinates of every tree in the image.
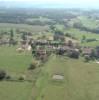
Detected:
[84,55,90,62]
[68,50,80,59]
[9,29,15,46]
[67,40,73,47]
[95,46,99,58]
[54,30,65,41]
[21,32,27,41]
[0,70,6,80]
[0,31,4,39]
[28,60,38,70]
[10,29,14,39]
[73,22,83,29]
[55,30,64,35]
[16,29,20,34]
[50,25,56,31]
[90,49,96,60]
[56,48,65,55]
[82,35,86,41]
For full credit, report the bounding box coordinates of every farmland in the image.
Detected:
[0,46,33,100]
[0,47,99,100]
[36,55,99,100]
[0,46,99,100]
[0,8,99,100]
[65,28,99,46]
[0,23,49,32]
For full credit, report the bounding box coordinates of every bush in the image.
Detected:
[28,60,38,70]
[6,75,11,80]
[84,55,90,62]
[68,50,80,59]
[18,75,25,81]
[86,38,97,42]
[0,70,6,80]
[67,40,73,47]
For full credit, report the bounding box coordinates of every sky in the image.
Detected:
[0,0,99,9]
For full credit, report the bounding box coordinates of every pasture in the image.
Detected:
[0,81,33,100]
[0,46,34,100]
[0,17,99,100]
[0,23,49,33]
[0,46,32,74]
[0,9,99,100]
[0,40,99,100]
[65,28,99,47]
[36,55,99,100]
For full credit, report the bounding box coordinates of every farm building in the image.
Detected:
[82,47,93,56]
[52,74,64,80]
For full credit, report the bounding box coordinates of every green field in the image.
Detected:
[36,55,99,100]
[0,81,33,100]
[0,15,99,100]
[0,46,34,100]
[0,46,32,74]
[65,28,99,46]
[78,16,99,29]
[0,23,49,33]
[0,45,99,100]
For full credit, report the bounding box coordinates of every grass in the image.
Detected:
[36,55,99,100]
[78,16,99,29]
[0,38,99,100]
[0,20,99,100]
[0,81,33,100]
[0,46,32,75]
[0,23,49,33]
[0,46,36,100]
[0,47,99,100]
[65,28,99,47]
[26,17,52,22]
[67,16,99,46]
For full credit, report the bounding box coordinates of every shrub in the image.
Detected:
[0,70,6,80]
[18,75,25,81]
[67,40,73,47]
[6,75,11,80]
[28,60,38,70]
[28,64,36,70]
[40,55,48,62]
[68,50,80,59]
[84,55,90,62]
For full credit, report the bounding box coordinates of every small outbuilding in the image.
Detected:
[52,74,64,80]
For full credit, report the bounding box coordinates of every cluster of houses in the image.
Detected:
[29,38,99,60]
[1,29,99,60]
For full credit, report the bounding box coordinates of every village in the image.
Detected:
[14,29,99,63]
[0,28,99,64]
[0,8,99,100]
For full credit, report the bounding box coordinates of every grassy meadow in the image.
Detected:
[0,46,32,75]
[36,55,99,100]
[0,23,49,33]
[0,40,99,100]
[0,81,33,100]
[0,14,99,100]
[0,46,35,100]
[65,28,99,47]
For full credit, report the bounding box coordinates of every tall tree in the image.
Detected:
[21,32,27,41]
[50,25,56,31]
[10,29,14,39]
[9,29,14,46]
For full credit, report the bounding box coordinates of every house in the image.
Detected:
[82,47,93,56]
[52,74,64,80]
